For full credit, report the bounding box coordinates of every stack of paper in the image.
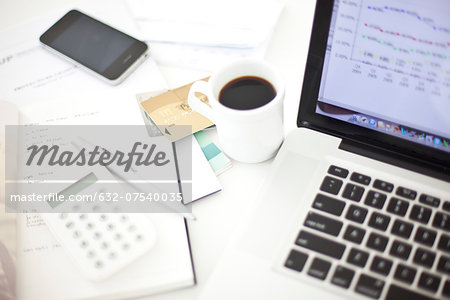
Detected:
[126,0,284,70]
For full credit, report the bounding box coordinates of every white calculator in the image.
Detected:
[41,168,157,281]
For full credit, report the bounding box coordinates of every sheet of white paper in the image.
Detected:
[126,0,284,48]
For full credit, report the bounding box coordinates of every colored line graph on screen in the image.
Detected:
[332,0,450,98]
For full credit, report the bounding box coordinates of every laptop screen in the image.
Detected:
[316,0,450,154]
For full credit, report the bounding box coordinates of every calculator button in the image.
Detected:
[327,165,349,178]
[284,249,308,272]
[350,172,371,185]
[65,222,74,229]
[320,176,343,195]
[342,183,365,202]
[373,179,394,193]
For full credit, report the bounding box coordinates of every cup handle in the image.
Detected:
[188,80,215,123]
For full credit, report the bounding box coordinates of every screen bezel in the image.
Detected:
[39,10,148,80]
[297,0,450,169]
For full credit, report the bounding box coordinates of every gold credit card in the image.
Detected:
[140,77,213,142]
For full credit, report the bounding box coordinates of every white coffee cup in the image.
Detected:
[188,59,284,163]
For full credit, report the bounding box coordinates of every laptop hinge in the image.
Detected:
[339,139,450,182]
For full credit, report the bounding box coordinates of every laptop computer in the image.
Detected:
[200,0,450,299]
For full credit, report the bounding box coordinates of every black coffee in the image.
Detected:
[219,76,276,110]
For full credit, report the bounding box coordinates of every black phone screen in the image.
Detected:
[40,10,147,80]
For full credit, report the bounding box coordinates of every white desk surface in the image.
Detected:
[0,0,316,298]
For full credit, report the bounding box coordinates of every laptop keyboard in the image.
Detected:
[283,165,450,300]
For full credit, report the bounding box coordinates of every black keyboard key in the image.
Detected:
[418,272,441,293]
[347,248,369,267]
[389,240,412,260]
[370,256,392,276]
[345,205,368,224]
[355,274,384,299]
[320,176,343,195]
[295,230,345,259]
[394,264,416,284]
[413,248,436,268]
[386,284,437,300]
[307,257,331,280]
[387,197,409,216]
[409,205,432,224]
[444,280,450,298]
[303,212,343,236]
[342,183,365,202]
[396,186,417,200]
[373,179,394,193]
[438,234,450,253]
[391,219,414,239]
[432,212,450,230]
[328,165,349,179]
[343,225,365,244]
[331,266,355,289]
[364,190,387,209]
[312,194,345,216]
[366,232,388,252]
[284,249,308,272]
[444,201,450,212]
[368,212,391,231]
[350,172,371,185]
[414,227,437,246]
[419,194,440,207]
[437,255,450,275]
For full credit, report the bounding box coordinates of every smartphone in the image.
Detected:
[40,10,149,85]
